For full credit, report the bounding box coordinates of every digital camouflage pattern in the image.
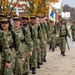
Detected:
[23,25,33,74]
[48,24,56,51]
[14,27,26,75]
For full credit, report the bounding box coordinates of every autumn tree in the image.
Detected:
[24,0,59,15]
[0,0,15,14]
[0,0,59,15]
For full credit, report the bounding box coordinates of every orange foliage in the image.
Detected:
[51,0,59,2]
[12,2,25,8]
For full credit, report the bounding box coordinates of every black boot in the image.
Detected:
[32,68,36,74]
[57,43,60,47]
[37,62,41,69]
[40,61,43,65]
[73,39,75,41]
[43,56,46,62]
[52,47,55,52]
[22,72,28,75]
[30,64,31,70]
[49,46,51,50]
[62,51,65,56]
[40,58,43,65]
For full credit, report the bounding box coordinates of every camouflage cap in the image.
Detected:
[61,21,66,26]
[39,15,44,18]
[0,18,9,23]
[13,17,21,21]
[30,16,36,19]
[0,14,5,17]
[50,20,54,23]
[21,16,29,20]
[7,16,12,19]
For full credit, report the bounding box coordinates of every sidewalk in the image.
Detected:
[29,41,75,75]
[29,26,75,75]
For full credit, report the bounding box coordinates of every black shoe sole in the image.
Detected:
[32,72,36,74]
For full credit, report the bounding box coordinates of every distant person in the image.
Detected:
[59,21,70,56]
[70,21,75,41]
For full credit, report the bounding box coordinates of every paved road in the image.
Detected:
[29,26,75,75]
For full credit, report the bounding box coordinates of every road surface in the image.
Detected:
[29,26,75,75]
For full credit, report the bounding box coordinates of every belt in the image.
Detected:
[21,39,25,42]
[9,45,14,48]
[37,37,39,38]
[60,35,66,37]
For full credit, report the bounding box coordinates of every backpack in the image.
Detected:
[21,27,26,36]
[38,25,41,38]
[29,25,41,39]
[11,31,16,50]
[29,25,33,39]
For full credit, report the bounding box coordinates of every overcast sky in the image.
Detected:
[62,0,75,7]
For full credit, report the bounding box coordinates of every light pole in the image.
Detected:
[56,9,59,22]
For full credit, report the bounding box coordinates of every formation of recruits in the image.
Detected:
[0,13,74,75]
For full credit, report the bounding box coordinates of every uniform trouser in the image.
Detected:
[11,49,16,74]
[11,58,15,74]
[48,40,51,48]
[40,43,46,62]
[41,47,44,62]
[1,66,13,75]
[43,45,46,57]
[1,59,13,75]
[51,34,56,48]
[72,31,75,40]
[23,55,30,74]
[37,47,41,63]
[1,51,13,75]
[56,37,60,45]
[59,37,66,51]
[14,58,24,75]
[30,46,37,68]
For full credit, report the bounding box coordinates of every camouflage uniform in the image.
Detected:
[55,24,61,47]
[29,23,41,74]
[14,27,26,75]
[5,31,16,74]
[36,24,42,68]
[23,24,33,75]
[0,18,19,75]
[48,23,56,51]
[13,16,28,75]
[70,24,75,41]
[0,31,13,75]
[46,21,51,40]
[46,21,52,50]
[0,30,7,74]
[40,22,47,62]
[59,24,70,56]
